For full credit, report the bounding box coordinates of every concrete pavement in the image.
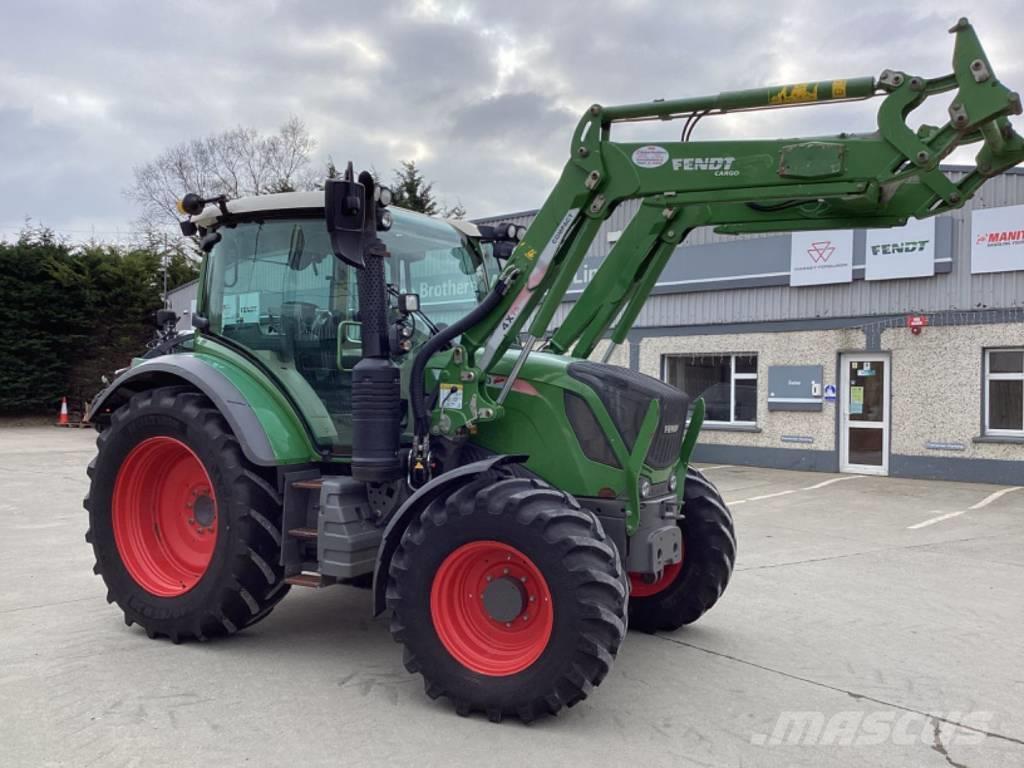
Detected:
[1,427,1022,767]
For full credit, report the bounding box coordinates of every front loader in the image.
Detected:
[85,20,1023,721]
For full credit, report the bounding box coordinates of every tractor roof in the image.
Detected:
[190,191,480,237]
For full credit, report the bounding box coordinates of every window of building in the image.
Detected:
[985,349,1024,436]
[661,353,758,424]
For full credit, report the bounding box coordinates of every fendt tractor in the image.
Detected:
[86,20,1022,721]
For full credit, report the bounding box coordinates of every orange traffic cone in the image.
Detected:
[57,397,69,426]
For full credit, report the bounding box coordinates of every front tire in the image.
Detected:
[84,386,290,642]
[628,467,736,632]
[387,474,627,722]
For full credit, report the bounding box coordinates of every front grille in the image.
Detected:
[564,391,621,469]
[567,361,689,469]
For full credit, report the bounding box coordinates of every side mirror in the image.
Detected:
[155,309,178,328]
[326,161,393,268]
[325,166,368,269]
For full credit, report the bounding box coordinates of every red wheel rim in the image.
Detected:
[430,541,554,676]
[112,436,218,597]
[629,539,685,597]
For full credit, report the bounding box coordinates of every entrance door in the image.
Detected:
[840,354,890,475]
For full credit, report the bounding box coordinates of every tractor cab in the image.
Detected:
[192,192,499,450]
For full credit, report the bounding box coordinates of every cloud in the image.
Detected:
[0,0,1021,238]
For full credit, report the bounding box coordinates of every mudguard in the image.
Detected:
[87,353,316,466]
[372,454,527,616]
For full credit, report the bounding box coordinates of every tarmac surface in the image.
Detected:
[1,426,1022,767]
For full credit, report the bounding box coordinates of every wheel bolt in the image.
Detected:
[505,622,512,628]
[502,568,509,575]
[486,575,492,582]
[529,595,535,602]
[520,576,526,582]
[522,615,529,621]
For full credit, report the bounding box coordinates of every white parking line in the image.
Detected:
[801,476,863,491]
[906,486,1022,529]
[745,490,797,502]
[968,486,1022,510]
[907,510,965,530]
[726,476,860,507]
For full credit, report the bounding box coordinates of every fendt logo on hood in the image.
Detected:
[976,229,1024,247]
[672,156,738,176]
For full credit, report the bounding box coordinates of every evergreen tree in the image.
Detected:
[390,161,439,215]
[0,228,199,414]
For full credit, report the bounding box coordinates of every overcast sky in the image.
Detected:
[1,0,1021,242]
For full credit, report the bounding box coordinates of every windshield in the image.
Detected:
[200,208,495,448]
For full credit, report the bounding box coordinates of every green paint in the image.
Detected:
[677,397,705,500]
[471,352,674,528]
[190,336,320,464]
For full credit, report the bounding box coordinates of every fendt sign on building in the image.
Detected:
[864,218,936,280]
[972,203,1024,274]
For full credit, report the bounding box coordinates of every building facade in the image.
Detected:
[476,167,1024,485]
[166,278,198,332]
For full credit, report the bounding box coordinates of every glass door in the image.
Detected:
[840,354,890,475]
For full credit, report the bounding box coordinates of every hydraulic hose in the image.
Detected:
[410,280,510,438]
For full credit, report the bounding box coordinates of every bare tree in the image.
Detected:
[127,117,318,235]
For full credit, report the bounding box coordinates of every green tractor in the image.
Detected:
[86,20,1022,721]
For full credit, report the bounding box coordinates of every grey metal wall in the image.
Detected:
[167,279,198,332]
[476,167,1024,329]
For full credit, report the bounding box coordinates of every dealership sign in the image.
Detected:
[789,230,854,286]
[972,204,1024,274]
[864,218,936,280]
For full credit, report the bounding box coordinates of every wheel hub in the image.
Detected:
[481,577,526,623]
[192,493,216,528]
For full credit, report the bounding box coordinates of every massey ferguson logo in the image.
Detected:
[870,239,930,255]
[807,241,835,263]
[976,229,1024,246]
[672,156,739,176]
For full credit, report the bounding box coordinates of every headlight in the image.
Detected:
[668,473,677,493]
[639,476,652,499]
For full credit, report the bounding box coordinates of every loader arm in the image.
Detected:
[425,18,1023,436]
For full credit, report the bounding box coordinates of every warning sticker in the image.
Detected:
[440,384,463,410]
[631,145,670,168]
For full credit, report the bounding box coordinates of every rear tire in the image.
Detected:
[387,474,627,722]
[84,386,290,642]
[628,467,736,632]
